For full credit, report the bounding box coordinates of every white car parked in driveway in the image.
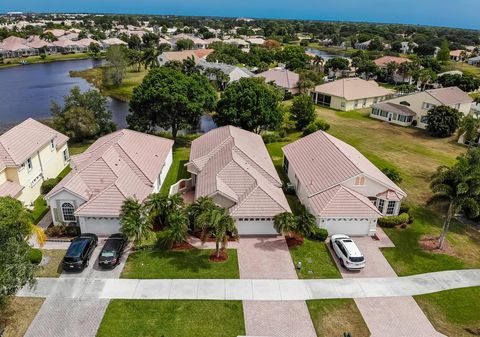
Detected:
[330,234,366,270]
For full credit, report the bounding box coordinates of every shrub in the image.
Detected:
[41,177,60,194]
[309,227,328,242]
[64,226,81,237]
[45,225,80,237]
[378,213,410,228]
[381,167,403,183]
[262,132,281,144]
[278,128,288,138]
[28,248,43,265]
[303,119,330,136]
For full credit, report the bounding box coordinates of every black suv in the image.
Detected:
[62,233,98,271]
[99,233,128,268]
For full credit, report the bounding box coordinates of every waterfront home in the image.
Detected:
[371,86,472,129]
[312,77,393,111]
[0,119,69,207]
[45,130,173,235]
[254,68,300,95]
[158,49,213,65]
[283,131,406,236]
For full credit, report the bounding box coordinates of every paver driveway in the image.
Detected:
[239,236,317,337]
[329,228,445,337]
[24,239,130,337]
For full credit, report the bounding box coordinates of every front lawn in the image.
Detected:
[415,287,480,337]
[97,300,245,337]
[69,141,94,156]
[160,145,191,195]
[30,196,48,224]
[121,248,239,279]
[289,239,341,279]
[34,249,66,278]
[307,299,370,337]
[0,297,44,337]
[381,208,480,276]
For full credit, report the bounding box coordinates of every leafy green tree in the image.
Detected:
[142,32,159,48]
[144,193,184,226]
[89,42,101,57]
[302,119,330,136]
[385,61,398,83]
[0,197,38,309]
[128,34,142,50]
[426,106,463,138]
[176,39,194,50]
[53,107,99,142]
[458,115,480,148]
[437,40,450,61]
[276,45,309,70]
[273,212,296,238]
[120,197,152,246]
[215,77,283,133]
[105,45,128,87]
[158,211,189,249]
[125,48,143,72]
[324,57,350,77]
[429,151,480,248]
[128,66,216,140]
[290,94,315,130]
[187,197,217,231]
[141,47,160,69]
[355,59,379,80]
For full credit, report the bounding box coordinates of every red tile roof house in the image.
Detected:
[373,56,413,83]
[180,125,291,235]
[282,131,406,236]
[45,130,173,235]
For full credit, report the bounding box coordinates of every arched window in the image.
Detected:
[61,202,75,222]
[354,176,366,186]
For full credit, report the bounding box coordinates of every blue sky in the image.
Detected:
[1,0,478,30]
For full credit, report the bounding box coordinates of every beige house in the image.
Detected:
[254,68,300,95]
[373,56,413,83]
[184,126,290,235]
[45,130,173,235]
[0,118,69,207]
[312,78,393,111]
[371,87,473,129]
[283,131,406,236]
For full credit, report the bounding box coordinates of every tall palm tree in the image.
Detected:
[397,62,411,83]
[142,47,160,69]
[385,61,398,83]
[428,153,480,249]
[273,212,296,238]
[159,211,189,249]
[295,205,317,238]
[144,193,169,225]
[313,55,324,71]
[120,197,152,246]
[200,207,238,258]
[187,196,216,231]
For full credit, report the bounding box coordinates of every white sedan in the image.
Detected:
[330,235,366,270]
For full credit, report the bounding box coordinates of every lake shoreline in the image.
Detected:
[0,53,102,70]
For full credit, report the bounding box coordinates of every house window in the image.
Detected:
[372,108,379,116]
[27,158,33,171]
[63,149,69,163]
[61,202,76,222]
[379,110,388,118]
[341,102,346,108]
[399,101,411,106]
[422,102,436,110]
[354,176,365,186]
[50,139,55,151]
[377,199,385,213]
[420,116,429,124]
[386,201,396,215]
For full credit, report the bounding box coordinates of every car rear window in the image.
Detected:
[350,256,365,263]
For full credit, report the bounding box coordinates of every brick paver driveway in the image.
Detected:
[329,228,445,337]
[24,239,130,337]
[239,236,317,337]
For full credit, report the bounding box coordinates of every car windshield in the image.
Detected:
[350,256,365,262]
[101,250,116,258]
[66,239,88,258]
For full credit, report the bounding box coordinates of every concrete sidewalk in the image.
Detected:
[18,269,480,301]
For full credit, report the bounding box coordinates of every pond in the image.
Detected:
[306,48,350,60]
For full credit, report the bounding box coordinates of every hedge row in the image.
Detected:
[378,213,410,228]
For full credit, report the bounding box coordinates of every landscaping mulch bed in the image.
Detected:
[170,242,195,251]
[285,235,304,247]
[419,235,454,256]
[192,231,236,242]
[209,249,228,262]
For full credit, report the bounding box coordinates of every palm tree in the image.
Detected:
[458,115,480,148]
[159,211,189,249]
[386,61,398,83]
[120,197,152,246]
[144,193,184,226]
[397,62,411,83]
[295,205,317,238]
[273,212,296,238]
[187,196,216,231]
[313,55,324,71]
[428,153,480,249]
[142,47,160,69]
[200,207,238,258]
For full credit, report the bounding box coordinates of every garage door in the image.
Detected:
[322,218,373,236]
[236,218,278,235]
[80,217,121,236]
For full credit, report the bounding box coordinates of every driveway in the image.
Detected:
[239,236,317,337]
[329,228,446,337]
[24,238,130,337]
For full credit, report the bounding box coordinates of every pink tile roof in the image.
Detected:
[376,189,402,201]
[0,36,33,51]
[46,130,173,217]
[254,68,300,90]
[0,118,69,167]
[283,131,406,216]
[189,126,290,217]
[425,87,472,105]
[374,56,411,67]
[313,78,393,101]
[0,180,23,198]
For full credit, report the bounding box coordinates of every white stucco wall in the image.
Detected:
[46,189,86,225]
[153,148,173,192]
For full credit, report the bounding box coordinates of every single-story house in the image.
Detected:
[185,125,291,235]
[282,131,406,236]
[198,60,253,84]
[0,118,69,206]
[467,56,480,66]
[254,68,300,95]
[101,38,128,48]
[371,86,473,129]
[373,56,413,83]
[399,41,418,54]
[312,77,393,111]
[450,50,468,62]
[158,49,214,66]
[45,130,173,235]
[355,40,371,50]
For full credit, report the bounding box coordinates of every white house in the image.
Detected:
[282,131,406,236]
[0,118,69,206]
[45,130,173,235]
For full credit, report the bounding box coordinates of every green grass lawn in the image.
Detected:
[307,299,370,337]
[121,248,239,279]
[0,297,44,337]
[382,207,480,276]
[0,53,94,69]
[97,300,245,337]
[68,141,94,156]
[289,239,341,279]
[34,250,66,278]
[30,196,49,224]
[441,61,480,77]
[160,145,191,195]
[415,287,480,337]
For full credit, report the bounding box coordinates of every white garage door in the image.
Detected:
[80,217,121,236]
[236,218,278,235]
[322,218,373,236]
